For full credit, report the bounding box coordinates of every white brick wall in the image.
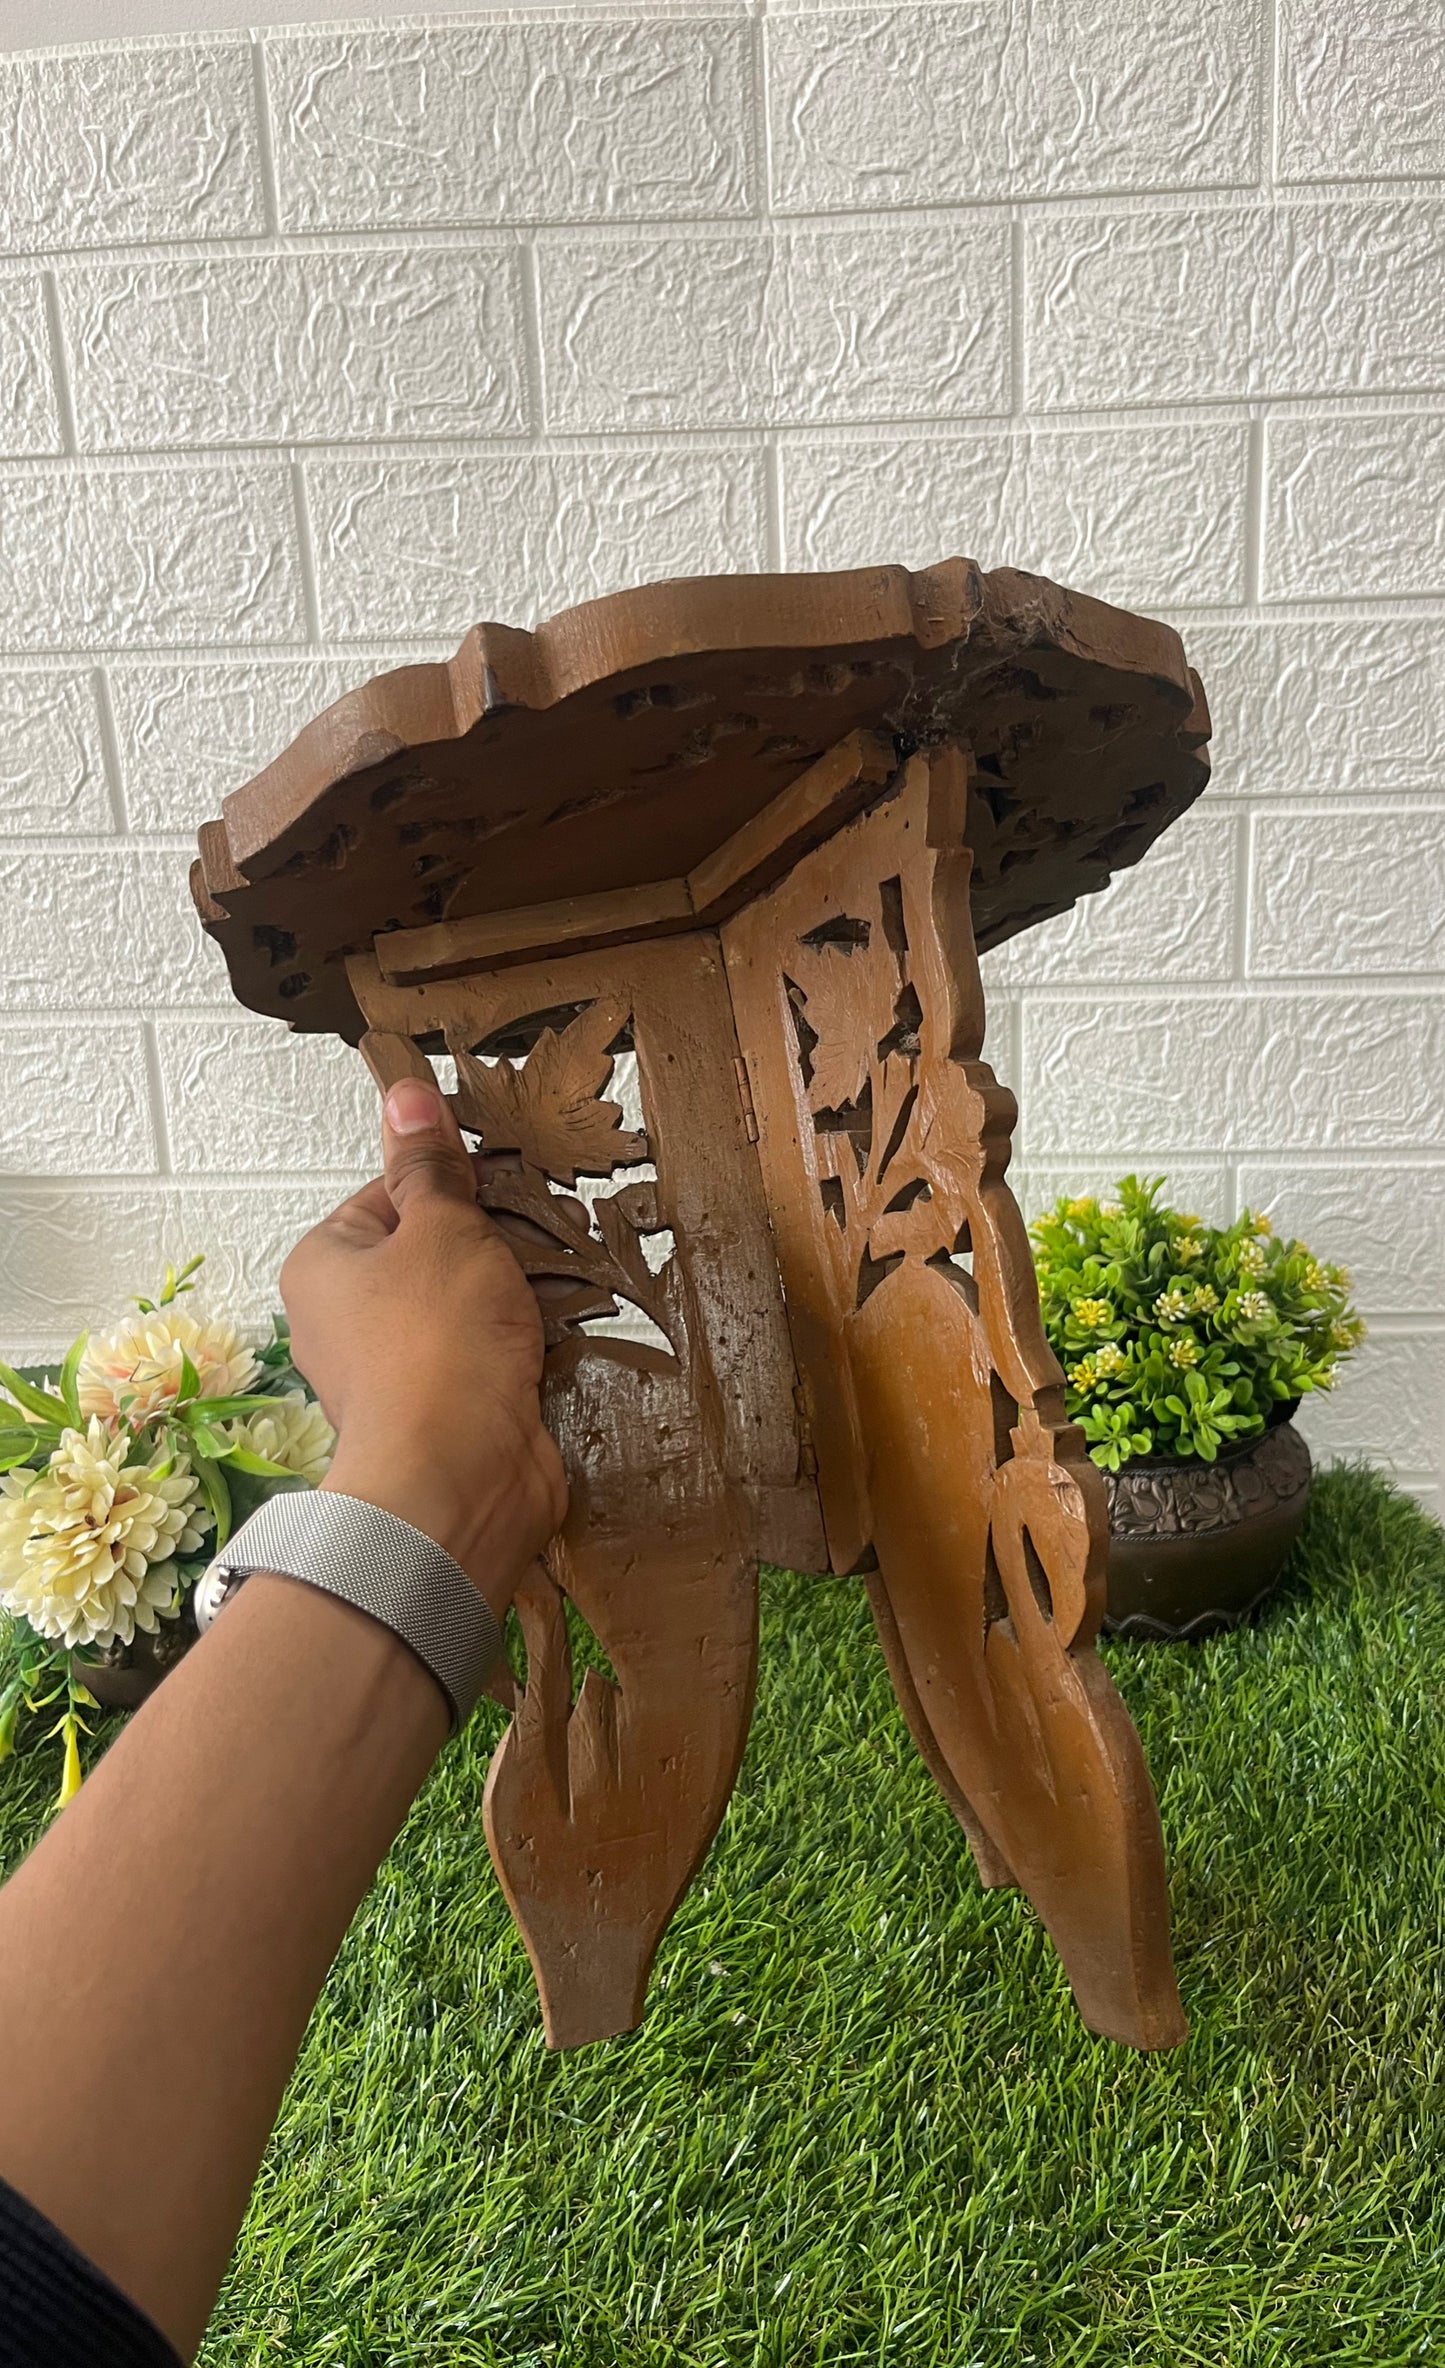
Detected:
[63,250,532,448]
[0,1,1439,1513]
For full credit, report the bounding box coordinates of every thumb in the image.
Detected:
[382,1076,479,1217]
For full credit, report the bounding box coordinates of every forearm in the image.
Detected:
[0,1572,448,2361]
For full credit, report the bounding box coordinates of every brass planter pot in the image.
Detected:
[1101,1419,1313,1642]
[72,1603,199,1710]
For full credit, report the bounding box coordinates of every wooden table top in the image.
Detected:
[191,558,1210,1040]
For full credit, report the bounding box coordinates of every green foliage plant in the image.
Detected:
[0,1258,324,1807]
[1029,1176,1365,1471]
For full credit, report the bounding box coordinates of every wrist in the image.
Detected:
[238,1569,448,1740]
[209,1489,504,1731]
[320,1443,525,1621]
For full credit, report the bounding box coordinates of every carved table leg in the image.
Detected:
[353,932,818,2048]
[484,1489,756,2049]
[722,747,1186,2049]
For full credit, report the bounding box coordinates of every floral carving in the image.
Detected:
[360,1008,679,1366]
[736,774,1186,2017]
[448,997,646,1185]
[722,748,1184,2047]
[767,776,1100,1655]
[474,1167,681,1365]
[784,887,952,1303]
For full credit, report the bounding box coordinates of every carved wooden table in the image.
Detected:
[193,560,1210,2054]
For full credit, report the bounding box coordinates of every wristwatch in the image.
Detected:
[193,1490,503,1730]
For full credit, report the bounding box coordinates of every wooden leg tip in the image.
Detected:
[529,1935,653,2053]
[1076,1983,1188,2053]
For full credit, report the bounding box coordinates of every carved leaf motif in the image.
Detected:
[720,748,1185,2050]
[477,1164,678,1361]
[450,998,646,1186]
[592,1192,670,1332]
[786,895,951,1284]
[806,1018,870,1120]
[795,936,900,1119]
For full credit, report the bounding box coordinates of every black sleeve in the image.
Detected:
[0,2172,182,2366]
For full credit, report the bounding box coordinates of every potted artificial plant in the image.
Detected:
[1030,1177,1364,1639]
[0,1258,334,1806]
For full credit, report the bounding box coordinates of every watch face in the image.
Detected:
[192,1561,244,1633]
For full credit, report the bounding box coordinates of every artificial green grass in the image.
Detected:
[3,1465,1444,2365]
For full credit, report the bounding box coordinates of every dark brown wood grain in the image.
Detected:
[191,560,1208,1040]
[375,728,899,986]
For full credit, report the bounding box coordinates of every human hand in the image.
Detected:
[279,1076,567,1617]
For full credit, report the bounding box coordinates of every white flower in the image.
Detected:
[1094,1342,1127,1376]
[1167,1336,1200,1368]
[1235,1238,1268,1279]
[1235,1290,1273,1325]
[0,1421,206,1652]
[1154,1289,1193,1325]
[79,1309,259,1426]
[223,1391,334,1486]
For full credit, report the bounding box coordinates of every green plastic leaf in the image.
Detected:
[0,1360,70,1426]
[0,1422,48,1452]
[55,1715,84,1808]
[186,1392,291,1421]
[57,1331,88,1426]
[192,1451,232,1548]
[221,1445,296,1478]
[177,1348,202,1407]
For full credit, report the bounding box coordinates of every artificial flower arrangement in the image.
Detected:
[1030,1176,1365,1472]
[0,1257,333,1807]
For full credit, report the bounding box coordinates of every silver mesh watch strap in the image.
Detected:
[203,1490,503,1731]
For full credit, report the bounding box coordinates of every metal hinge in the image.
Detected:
[733,1055,759,1143]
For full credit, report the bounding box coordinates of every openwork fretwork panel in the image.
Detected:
[350,931,824,2046]
[721,750,1185,2047]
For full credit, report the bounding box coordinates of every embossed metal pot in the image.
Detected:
[72,1603,200,1711]
[1102,1417,1312,1641]
[70,1547,249,1709]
